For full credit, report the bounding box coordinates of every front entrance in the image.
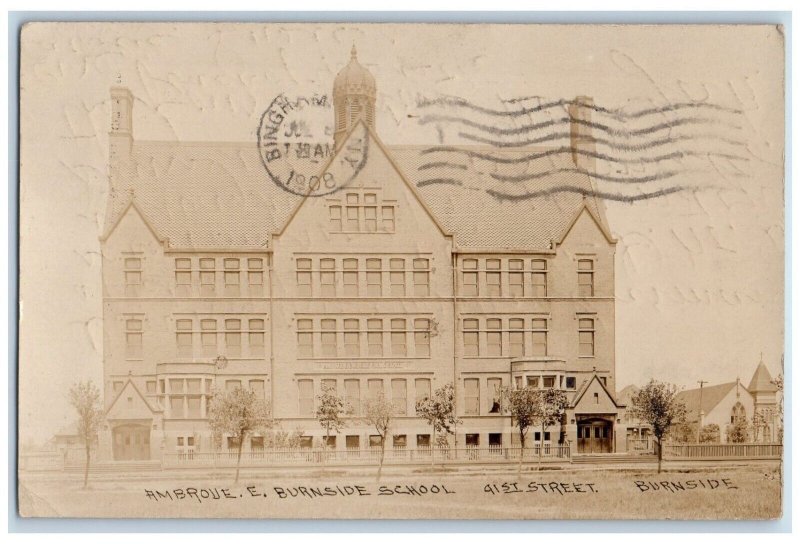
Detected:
[577,418,613,453]
[112,424,151,460]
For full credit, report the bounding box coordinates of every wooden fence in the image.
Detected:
[662,442,782,460]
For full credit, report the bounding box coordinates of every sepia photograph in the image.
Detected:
[16,21,785,521]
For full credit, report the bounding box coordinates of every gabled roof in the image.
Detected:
[105,139,613,251]
[748,362,778,393]
[674,382,739,421]
[105,377,160,417]
[570,374,624,409]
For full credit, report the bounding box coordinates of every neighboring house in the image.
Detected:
[673,361,780,443]
[99,47,626,461]
[617,384,652,449]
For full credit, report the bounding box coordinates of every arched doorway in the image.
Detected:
[112,424,151,460]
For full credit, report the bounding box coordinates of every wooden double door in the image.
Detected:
[112,424,151,460]
[577,418,613,453]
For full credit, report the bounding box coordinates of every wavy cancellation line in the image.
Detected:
[484,185,687,203]
[420,143,747,164]
[418,113,741,139]
[417,95,743,121]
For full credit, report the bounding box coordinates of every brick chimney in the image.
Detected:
[568,96,596,172]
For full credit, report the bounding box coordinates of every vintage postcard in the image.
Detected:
[18,22,785,520]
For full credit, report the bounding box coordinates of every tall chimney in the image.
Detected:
[568,96,596,172]
[109,87,133,177]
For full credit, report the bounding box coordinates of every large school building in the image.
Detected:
[99,47,626,461]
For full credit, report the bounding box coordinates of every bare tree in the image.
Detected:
[363,391,393,480]
[629,380,687,473]
[315,385,346,453]
[207,386,272,483]
[415,382,460,466]
[502,386,544,475]
[68,381,105,489]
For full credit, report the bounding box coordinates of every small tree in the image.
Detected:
[502,386,544,474]
[68,381,105,489]
[207,386,272,483]
[415,382,460,465]
[669,420,697,443]
[726,419,750,443]
[538,389,570,465]
[315,386,346,451]
[699,423,721,444]
[629,380,687,473]
[363,391,393,480]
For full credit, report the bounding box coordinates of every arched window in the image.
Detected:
[730,402,746,424]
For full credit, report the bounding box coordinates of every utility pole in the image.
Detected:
[697,380,708,443]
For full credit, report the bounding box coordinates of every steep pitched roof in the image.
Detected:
[104,140,612,251]
[617,384,639,405]
[570,374,624,409]
[674,382,738,421]
[748,362,778,393]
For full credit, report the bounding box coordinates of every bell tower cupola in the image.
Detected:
[333,45,376,149]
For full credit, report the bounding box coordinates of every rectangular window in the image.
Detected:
[343,319,360,357]
[487,378,502,413]
[249,319,265,356]
[509,318,525,357]
[509,259,524,296]
[367,379,383,400]
[145,381,157,394]
[486,318,502,356]
[343,258,358,296]
[414,318,430,357]
[113,381,124,394]
[320,259,336,296]
[415,378,431,414]
[543,376,555,388]
[463,318,479,356]
[224,258,240,296]
[566,376,577,390]
[297,319,313,358]
[187,395,202,418]
[225,318,242,357]
[329,205,342,231]
[464,378,480,415]
[346,198,359,231]
[176,319,193,357]
[201,319,217,356]
[366,258,382,296]
[532,259,547,297]
[578,317,595,356]
[200,258,215,296]
[367,318,383,357]
[391,378,407,416]
[175,258,192,293]
[381,206,395,232]
[515,376,522,389]
[413,259,430,296]
[527,376,539,389]
[393,435,407,448]
[248,258,264,296]
[296,258,312,296]
[532,318,548,356]
[298,379,314,416]
[249,379,265,399]
[225,379,242,392]
[346,435,360,449]
[390,318,407,356]
[364,200,377,232]
[578,259,595,297]
[486,259,501,297]
[170,396,184,418]
[344,379,360,416]
[125,318,143,359]
[389,259,405,296]
[124,257,142,296]
[321,319,337,357]
[462,259,478,296]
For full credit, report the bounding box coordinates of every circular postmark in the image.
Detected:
[257,93,369,197]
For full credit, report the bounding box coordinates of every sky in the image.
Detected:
[18,23,785,443]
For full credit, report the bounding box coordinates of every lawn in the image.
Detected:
[18,462,783,520]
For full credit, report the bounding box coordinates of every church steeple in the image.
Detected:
[333,45,376,149]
